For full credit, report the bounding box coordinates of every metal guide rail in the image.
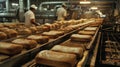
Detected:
[89,32,101,67]
[98,32,120,67]
[0,24,89,67]
[77,27,100,67]
[22,26,100,67]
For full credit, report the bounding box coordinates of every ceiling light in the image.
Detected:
[80,1,91,4]
[12,3,18,6]
[90,6,98,10]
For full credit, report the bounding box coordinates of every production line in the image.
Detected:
[0,19,102,67]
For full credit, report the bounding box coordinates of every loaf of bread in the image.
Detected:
[0,28,18,38]
[42,31,64,39]
[84,27,97,31]
[29,27,37,34]
[51,45,83,58]
[17,28,32,35]
[7,29,18,38]
[89,22,101,27]
[58,27,74,33]
[52,23,60,30]
[0,24,4,28]
[61,40,86,50]
[27,35,49,44]
[3,23,17,28]
[35,50,76,67]
[71,34,92,42]
[0,42,23,55]
[0,32,7,40]
[78,31,95,36]
[42,26,50,32]
[0,28,9,31]
[12,38,37,49]
[44,23,52,30]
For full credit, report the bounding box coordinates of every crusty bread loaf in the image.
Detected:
[51,45,83,58]
[0,28,9,31]
[27,35,49,44]
[35,50,76,67]
[42,26,50,32]
[84,27,97,31]
[6,29,18,38]
[3,23,17,28]
[0,24,4,28]
[89,22,101,27]
[12,38,37,49]
[44,23,52,30]
[58,27,74,33]
[0,32,7,40]
[29,27,37,34]
[42,31,64,39]
[0,29,18,38]
[78,31,95,36]
[71,34,92,42]
[0,42,23,55]
[61,40,86,50]
[17,28,32,35]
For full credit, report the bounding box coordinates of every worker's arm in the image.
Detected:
[30,19,39,26]
[63,10,67,17]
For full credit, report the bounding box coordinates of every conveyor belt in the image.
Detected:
[0,24,89,67]
[22,26,100,67]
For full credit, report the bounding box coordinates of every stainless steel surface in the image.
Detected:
[6,0,9,12]
[0,13,16,17]
[90,32,101,67]
[27,0,30,10]
[19,0,24,22]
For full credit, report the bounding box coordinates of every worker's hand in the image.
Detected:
[36,23,40,26]
[34,22,40,26]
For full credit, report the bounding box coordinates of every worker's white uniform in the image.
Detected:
[25,10,35,27]
[56,7,67,21]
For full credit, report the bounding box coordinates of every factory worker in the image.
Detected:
[25,4,39,27]
[56,3,67,21]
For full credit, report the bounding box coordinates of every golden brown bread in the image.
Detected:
[29,27,37,34]
[42,31,64,39]
[42,26,50,32]
[78,31,95,36]
[0,28,18,38]
[12,38,37,49]
[0,42,23,55]
[0,32,7,40]
[61,40,86,50]
[3,23,17,28]
[27,35,49,44]
[0,24,4,28]
[6,29,18,38]
[84,27,97,31]
[70,34,92,42]
[35,50,76,67]
[51,45,84,58]
[89,22,101,27]
[17,28,32,35]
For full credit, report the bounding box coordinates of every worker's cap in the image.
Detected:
[62,3,67,7]
[30,4,37,10]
